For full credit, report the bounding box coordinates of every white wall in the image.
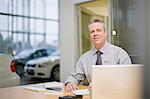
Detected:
[60,0,92,82]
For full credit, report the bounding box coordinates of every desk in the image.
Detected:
[0,84,90,99]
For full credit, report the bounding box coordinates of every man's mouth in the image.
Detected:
[94,37,99,40]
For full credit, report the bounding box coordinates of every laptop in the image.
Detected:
[91,64,143,99]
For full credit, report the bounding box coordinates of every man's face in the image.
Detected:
[89,22,107,47]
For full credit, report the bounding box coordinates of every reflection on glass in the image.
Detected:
[30,34,35,46]
[30,0,35,17]
[0,15,8,30]
[18,17,23,31]
[35,20,44,33]
[13,16,17,31]
[35,0,44,18]
[24,0,29,16]
[46,0,58,19]
[0,0,59,87]
[0,31,8,40]
[0,0,8,13]
[36,34,44,45]
[24,18,29,31]
[30,34,44,47]
[46,21,58,34]
[30,18,35,32]
[8,16,12,31]
[18,33,23,42]
[12,0,17,14]
[18,0,23,15]
[46,34,58,45]
[13,33,17,43]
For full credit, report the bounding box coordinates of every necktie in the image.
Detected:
[96,51,102,65]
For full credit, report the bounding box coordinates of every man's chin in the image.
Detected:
[94,41,101,44]
[94,41,104,46]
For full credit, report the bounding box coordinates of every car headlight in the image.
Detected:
[38,63,49,68]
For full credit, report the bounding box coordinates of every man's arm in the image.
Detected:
[65,58,86,92]
[118,48,132,64]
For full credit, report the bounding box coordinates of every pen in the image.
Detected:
[46,87,62,92]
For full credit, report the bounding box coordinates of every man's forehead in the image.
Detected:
[89,22,104,28]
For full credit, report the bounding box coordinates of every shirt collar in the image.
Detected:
[92,42,109,55]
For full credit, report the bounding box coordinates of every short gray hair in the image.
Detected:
[88,16,105,31]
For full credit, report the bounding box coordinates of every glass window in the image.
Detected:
[23,33,28,43]
[46,34,58,45]
[18,0,23,15]
[35,20,44,33]
[13,16,17,31]
[46,0,59,19]
[13,0,17,15]
[0,0,59,55]
[30,0,35,17]
[35,0,44,18]
[8,31,12,38]
[13,33,18,43]
[7,0,13,14]
[30,33,45,47]
[24,18,29,32]
[35,34,44,45]
[0,15,8,30]
[24,0,29,16]
[46,21,58,34]
[13,33,28,43]
[0,31,8,40]
[0,31,11,54]
[13,33,29,52]
[18,33,23,42]
[30,34,36,47]
[30,18,35,32]
[8,16,12,31]
[18,17,23,31]
[0,0,8,13]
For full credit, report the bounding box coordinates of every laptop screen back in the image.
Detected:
[92,64,143,99]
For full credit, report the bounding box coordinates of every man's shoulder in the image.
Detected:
[80,49,93,58]
[105,43,128,55]
[107,42,122,50]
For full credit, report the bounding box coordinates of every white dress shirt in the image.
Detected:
[65,42,132,84]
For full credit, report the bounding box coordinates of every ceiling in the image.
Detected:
[80,0,108,16]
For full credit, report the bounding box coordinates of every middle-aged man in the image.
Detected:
[65,17,132,92]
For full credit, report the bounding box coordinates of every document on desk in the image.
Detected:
[22,84,45,92]
[73,89,90,95]
[22,82,63,95]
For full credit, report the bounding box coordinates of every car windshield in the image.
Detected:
[15,49,35,59]
[14,47,56,59]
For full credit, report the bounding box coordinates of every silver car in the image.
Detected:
[0,54,20,88]
[24,50,60,81]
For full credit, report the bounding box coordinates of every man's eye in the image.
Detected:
[97,29,101,32]
[90,31,94,34]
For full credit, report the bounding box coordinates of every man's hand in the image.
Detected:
[65,82,78,92]
[88,82,92,90]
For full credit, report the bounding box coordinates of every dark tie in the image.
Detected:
[96,51,102,65]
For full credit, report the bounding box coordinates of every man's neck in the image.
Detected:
[95,42,106,50]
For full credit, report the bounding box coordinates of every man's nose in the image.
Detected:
[93,31,98,35]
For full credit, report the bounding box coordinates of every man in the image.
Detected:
[65,17,131,92]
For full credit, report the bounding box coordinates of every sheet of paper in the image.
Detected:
[73,89,90,95]
[44,82,63,91]
[22,84,46,92]
[22,82,63,95]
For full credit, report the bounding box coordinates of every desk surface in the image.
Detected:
[0,84,90,99]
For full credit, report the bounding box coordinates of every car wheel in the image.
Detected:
[51,65,60,81]
[16,65,24,76]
